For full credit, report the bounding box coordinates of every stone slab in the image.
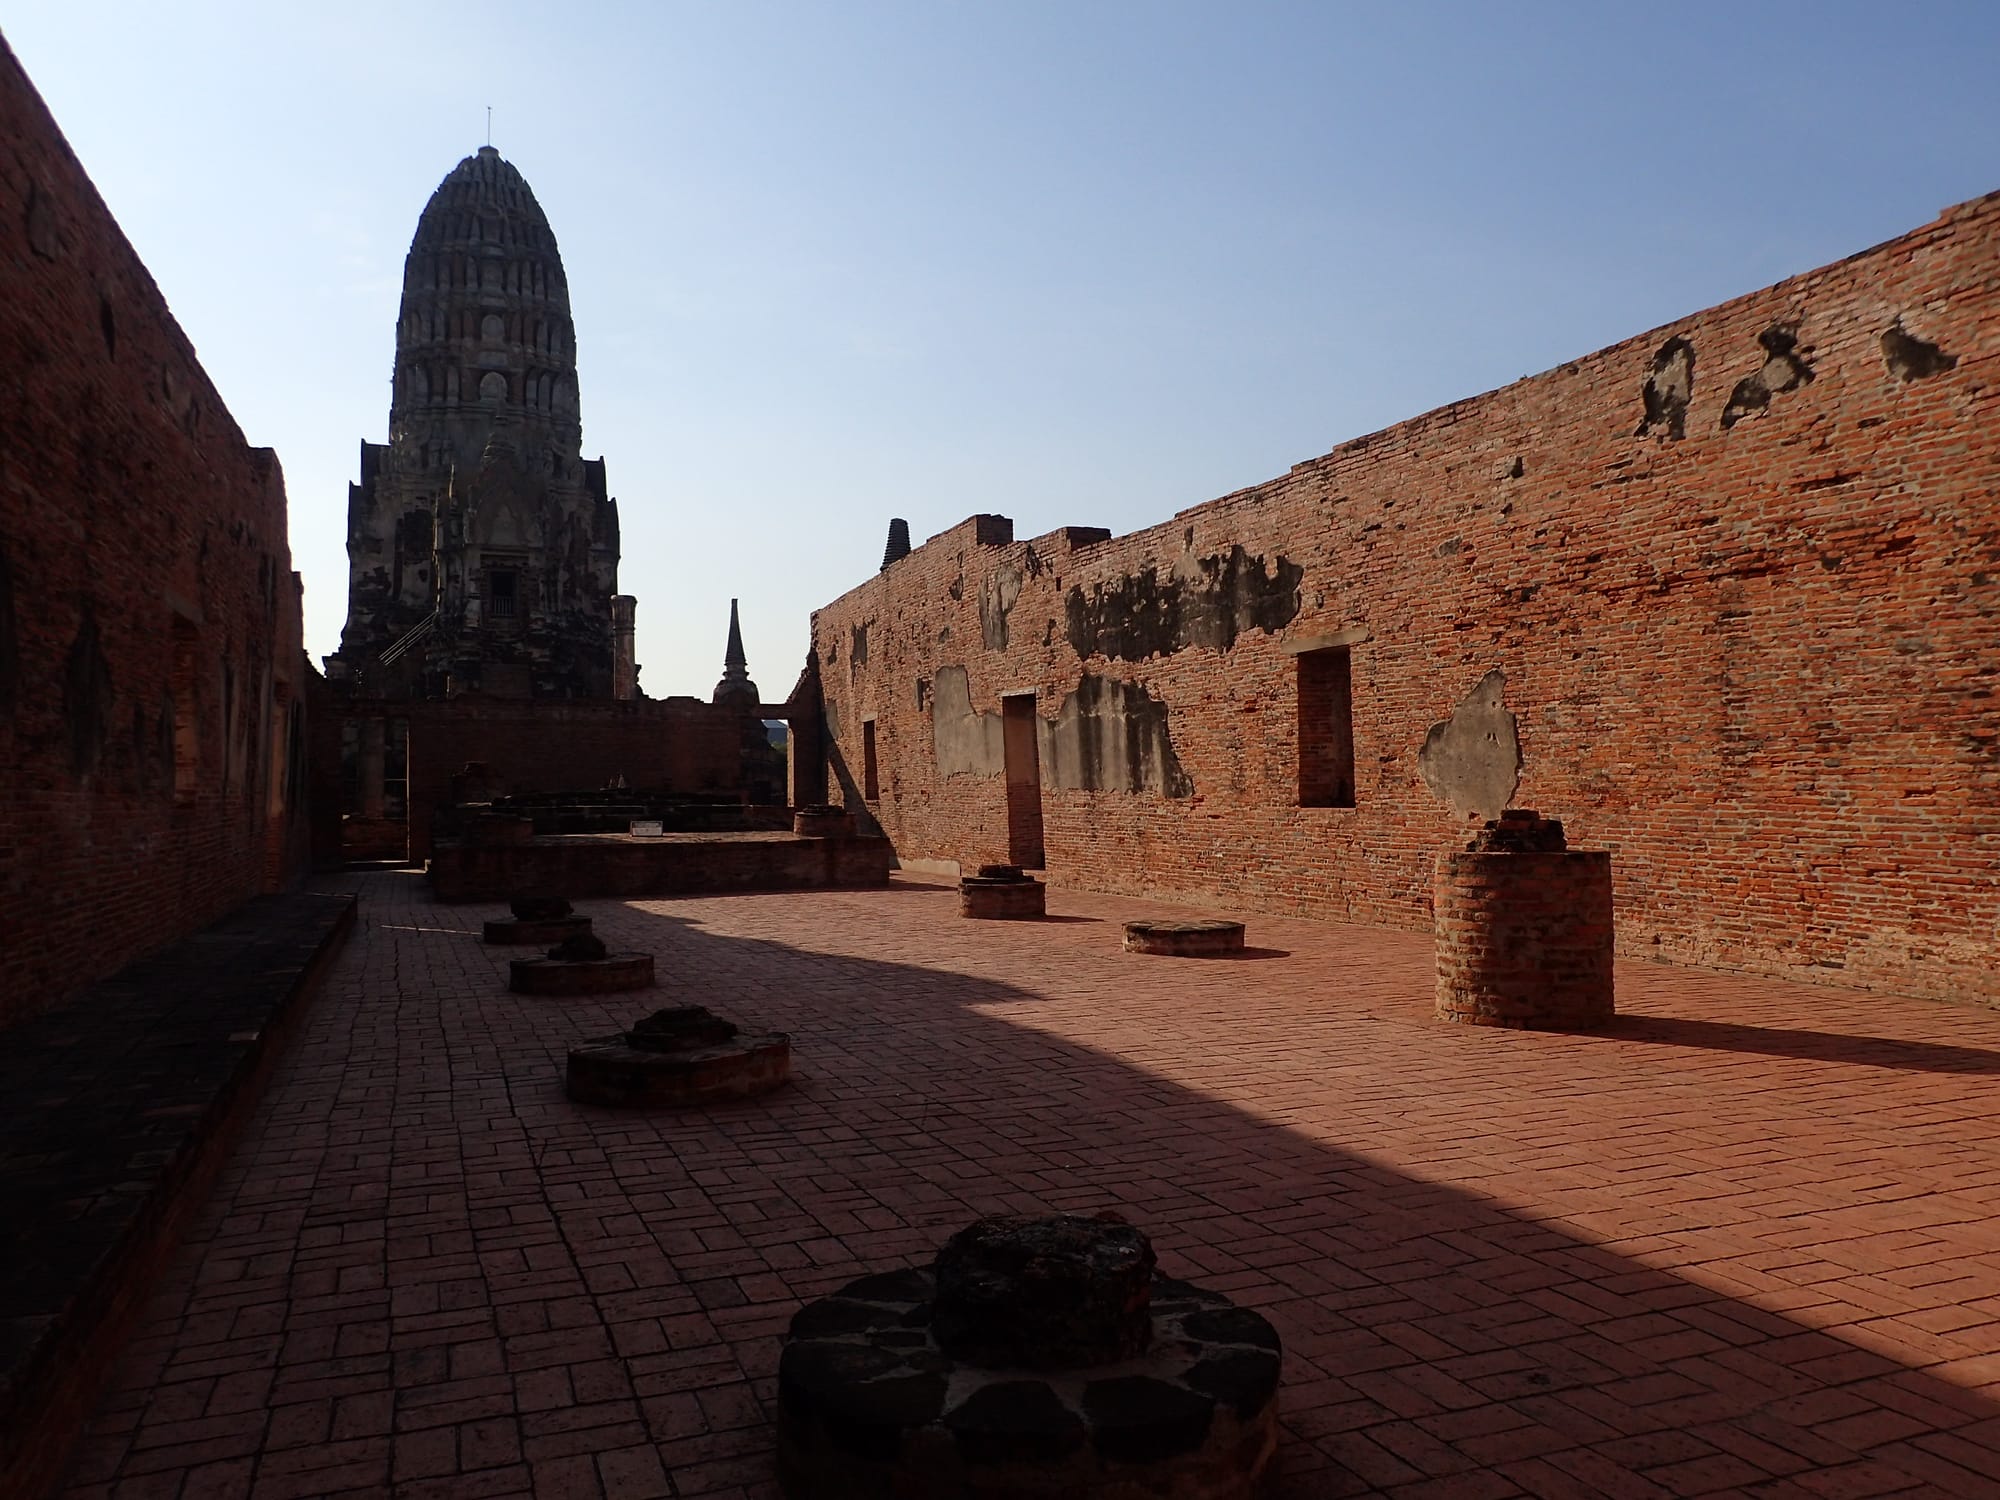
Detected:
[0,891,356,1499]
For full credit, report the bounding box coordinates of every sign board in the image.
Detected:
[629,819,663,838]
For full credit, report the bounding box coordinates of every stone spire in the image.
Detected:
[881,517,911,571]
[328,145,623,699]
[713,598,759,706]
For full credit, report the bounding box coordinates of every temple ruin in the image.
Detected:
[324,146,628,702]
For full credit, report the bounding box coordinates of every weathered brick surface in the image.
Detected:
[0,37,313,1023]
[811,194,2000,1006]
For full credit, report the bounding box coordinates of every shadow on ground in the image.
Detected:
[547,892,2000,1497]
[61,872,2000,1500]
[1606,1015,2000,1075]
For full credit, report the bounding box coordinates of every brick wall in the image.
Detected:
[0,37,313,1025]
[384,696,748,858]
[811,192,2000,1006]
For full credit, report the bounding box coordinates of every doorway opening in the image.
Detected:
[1001,693,1045,870]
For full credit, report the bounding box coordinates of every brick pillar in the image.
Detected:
[358,717,387,821]
[1434,810,1614,1029]
[611,595,637,701]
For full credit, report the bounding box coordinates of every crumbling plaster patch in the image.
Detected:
[1066,544,1300,662]
[1721,325,1815,429]
[1636,336,1695,440]
[929,665,1004,778]
[1042,674,1193,797]
[1881,319,1957,381]
[1418,669,1521,820]
[979,566,1021,651]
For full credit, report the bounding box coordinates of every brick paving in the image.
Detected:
[55,872,2000,1499]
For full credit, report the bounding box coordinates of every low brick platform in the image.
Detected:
[960,865,1047,919]
[430,830,892,902]
[0,891,355,1500]
[566,1029,791,1107]
[1123,919,1246,957]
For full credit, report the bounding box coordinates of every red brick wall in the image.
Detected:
[812,192,2000,1007]
[0,38,312,1025]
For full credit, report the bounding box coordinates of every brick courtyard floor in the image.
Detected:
[57,872,2000,1499]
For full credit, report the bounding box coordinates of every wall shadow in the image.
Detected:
[1603,1015,2000,1075]
[384,884,2000,1496]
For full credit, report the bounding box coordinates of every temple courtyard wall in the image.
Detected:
[316,694,757,863]
[0,37,313,1024]
[811,191,2000,1007]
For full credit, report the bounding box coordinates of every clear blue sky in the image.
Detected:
[8,3,1997,698]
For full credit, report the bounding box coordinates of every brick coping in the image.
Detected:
[0,890,356,1498]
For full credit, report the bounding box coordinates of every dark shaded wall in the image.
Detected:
[324,697,749,859]
[0,36,312,1025]
[812,191,2000,1006]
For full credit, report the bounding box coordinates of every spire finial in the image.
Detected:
[724,598,747,670]
[485,105,492,147]
[713,598,759,705]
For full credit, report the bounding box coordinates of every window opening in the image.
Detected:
[171,620,200,805]
[1297,645,1356,808]
[488,569,518,619]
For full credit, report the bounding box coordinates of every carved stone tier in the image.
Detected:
[959,865,1046,920]
[566,1006,790,1106]
[778,1216,1281,1499]
[1122,920,1245,958]
[1435,809,1614,1029]
[510,895,572,921]
[792,806,856,839]
[933,1216,1154,1370]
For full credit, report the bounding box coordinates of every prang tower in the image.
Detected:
[328,146,628,699]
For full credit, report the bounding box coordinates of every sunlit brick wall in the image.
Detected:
[812,192,2000,1006]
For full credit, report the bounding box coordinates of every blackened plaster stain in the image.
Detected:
[63,603,114,776]
[1064,546,1301,662]
[0,542,17,717]
[1042,674,1193,797]
[930,665,1005,778]
[1721,326,1815,429]
[1418,669,1520,820]
[980,565,1022,651]
[1636,337,1695,439]
[850,622,869,668]
[1882,319,1958,381]
[24,181,59,260]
